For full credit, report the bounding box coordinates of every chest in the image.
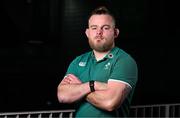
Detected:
[77,59,113,83]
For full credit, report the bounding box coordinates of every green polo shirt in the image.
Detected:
[65,46,138,117]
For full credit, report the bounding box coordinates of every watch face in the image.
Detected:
[89,81,95,92]
[90,81,94,86]
[90,82,94,86]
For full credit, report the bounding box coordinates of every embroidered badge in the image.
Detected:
[104,62,111,70]
[79,62,86,67]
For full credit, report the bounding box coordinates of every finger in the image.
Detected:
[61,79,70,84]
[68,74,79,80]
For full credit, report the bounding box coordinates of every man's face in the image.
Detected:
[86,14,119,52]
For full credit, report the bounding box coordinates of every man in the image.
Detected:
[57,6,138,117]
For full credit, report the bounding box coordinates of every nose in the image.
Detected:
[97,28,103,36]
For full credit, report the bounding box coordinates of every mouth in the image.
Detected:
[96,38,103,42]
[95,36,104,40]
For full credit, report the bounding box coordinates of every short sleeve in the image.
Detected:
[109,55,138,89]
[65,57,80,77]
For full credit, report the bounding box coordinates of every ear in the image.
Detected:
[114,28,120,38]
[85,28,89,38]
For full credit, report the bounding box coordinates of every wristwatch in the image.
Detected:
[89,80,95,92]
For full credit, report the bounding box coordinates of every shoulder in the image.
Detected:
[112,47,138,76]
[110,47,138,88]
[71,51,92,63]
[115,47,137,64]
[66,51,92,75]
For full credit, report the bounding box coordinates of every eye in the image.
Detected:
[90,26,97,30]
[103,26,110,30]
[91,27,97,30]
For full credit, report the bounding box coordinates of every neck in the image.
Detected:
[93,45,115,61]
[93,50,110,61]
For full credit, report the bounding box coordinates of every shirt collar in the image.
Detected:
[90,46,119,60]
[105,46,119,59]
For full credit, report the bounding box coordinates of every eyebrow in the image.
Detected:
[90,25,97,28]
[89,24,111,28]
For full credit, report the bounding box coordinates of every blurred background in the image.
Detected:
[1,0,180,112]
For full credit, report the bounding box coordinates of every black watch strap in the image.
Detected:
[89,80,95,92]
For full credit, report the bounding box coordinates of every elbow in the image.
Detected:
[57,88,64,103]
[57,91,73,104]
[57,92,64,103]
[57,86,63,103]
[57,87,72,104]
[104,100,119,112]
[105,105,116,112]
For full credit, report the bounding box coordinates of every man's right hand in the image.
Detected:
[61,74,82,85]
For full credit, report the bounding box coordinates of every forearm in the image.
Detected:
[57,82,90,103]
[86,81,114,111]
[86,81,129,111]
[86,91,117,111]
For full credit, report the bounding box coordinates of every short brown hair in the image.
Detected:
[88,6,116,26]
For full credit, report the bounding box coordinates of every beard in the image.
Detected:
[88,37,114,52]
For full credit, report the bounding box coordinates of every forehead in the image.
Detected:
[88,14,114,26]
